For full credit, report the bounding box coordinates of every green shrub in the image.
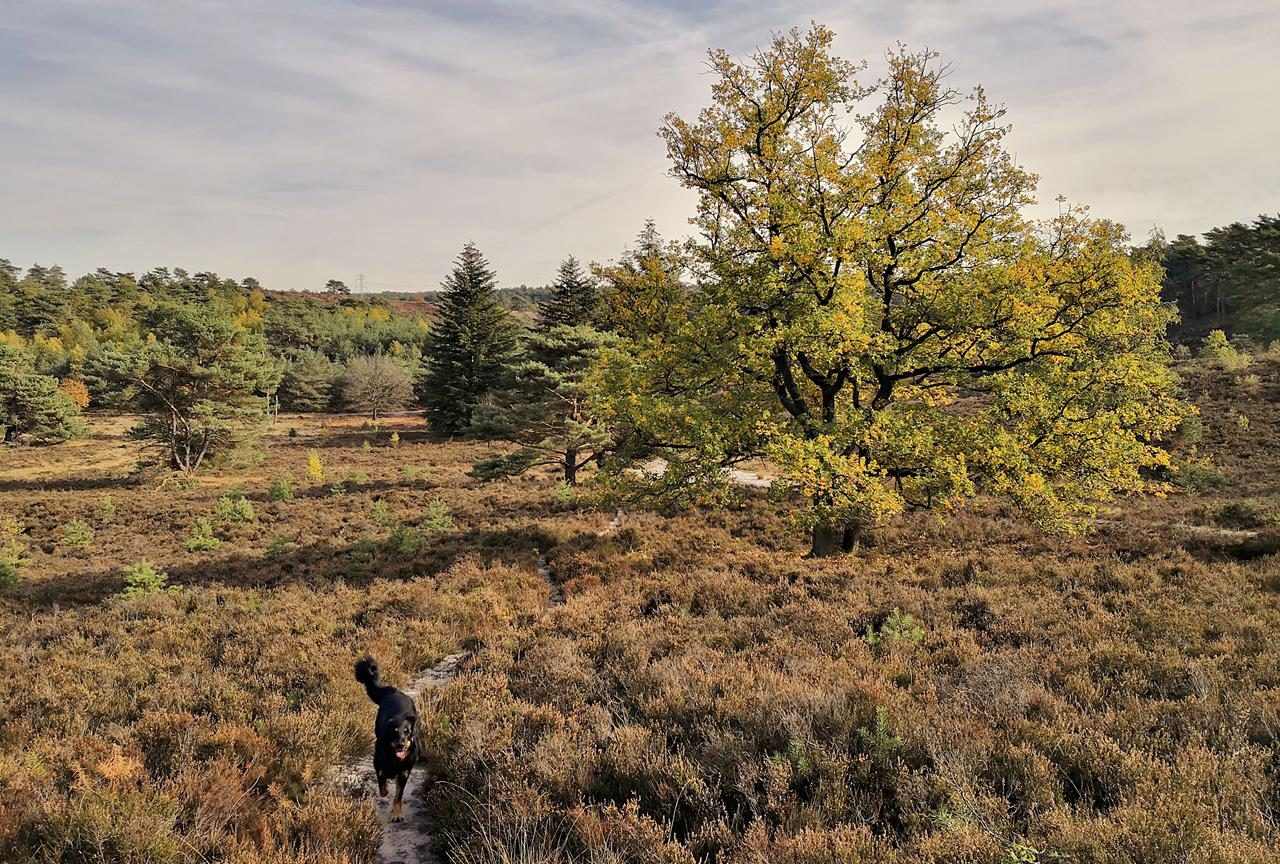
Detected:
[265,533,295,558]
[361,439,373,453]
[1171,458,1228,495]
[0,517,26,589]
[865,608,924,647]
[347,537,376,576]
[117,560,174,599]
[856,706,902,762]
[370,500,396,528]
[269,475,294,502]
[385,524,421,556]
[186,518,222,553]
[1215,500,1279,530]
[213,489,255,523]
[402,465,428,484]
[1173,413,1203,448]
[95,494,117,524]
[329,482,348,497]
[61,518,94,552]
[552,481,576,504]
[422,498,453,533]
[348,470,369,485]
[1201,329,1252,372]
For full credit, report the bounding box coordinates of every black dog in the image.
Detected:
[354,656,418,821]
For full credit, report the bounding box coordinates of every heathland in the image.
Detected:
[3,22,1279,864]
[1,354,1279,862]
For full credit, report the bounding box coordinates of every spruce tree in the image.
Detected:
[538,256,599,330]
[420,243,519,432]
[471,324,615,484]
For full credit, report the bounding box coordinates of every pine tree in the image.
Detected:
[16,264,69,337]
[105,303,281,471]
[0,345,85,443]
[471,325,615,484]
[0,259,18,333]
[280,351,339,412]
[538,256,599,330]
[420,243,519,432]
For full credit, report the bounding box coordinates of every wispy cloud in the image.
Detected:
[0,0,1276,289]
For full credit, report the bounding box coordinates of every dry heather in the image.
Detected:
[415,362,1280,864]
[0,415,571,863]
[2,363,1280,864]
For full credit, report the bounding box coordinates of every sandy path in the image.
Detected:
[330,542,576,862]
[328,651,470,863]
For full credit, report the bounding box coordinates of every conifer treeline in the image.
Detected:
[0,227,682,484]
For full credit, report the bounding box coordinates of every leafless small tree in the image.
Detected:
[340,355,414,420]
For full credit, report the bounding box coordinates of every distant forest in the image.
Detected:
[1154,214,1280,342]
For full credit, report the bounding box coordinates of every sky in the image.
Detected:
[1,0,1277,292]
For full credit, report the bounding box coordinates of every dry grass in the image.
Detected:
[3,363,1280,863]
[417,362,1280,864]
[0,415,570,863]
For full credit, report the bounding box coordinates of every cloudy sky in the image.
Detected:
[2,0,1277,291]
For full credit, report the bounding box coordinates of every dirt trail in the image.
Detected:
[328,651,469,863]
[330,536,582,862]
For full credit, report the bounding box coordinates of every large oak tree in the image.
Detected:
[591,26,1188,556]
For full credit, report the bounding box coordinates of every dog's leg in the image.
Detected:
[378,775,388,798]
[391,773,408,822]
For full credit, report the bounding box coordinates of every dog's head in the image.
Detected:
[387,716,415,760]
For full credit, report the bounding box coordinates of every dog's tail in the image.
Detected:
[354,656,394,704]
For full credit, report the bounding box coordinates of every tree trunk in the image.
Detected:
[809,522,862,557]
[563,448,578,485]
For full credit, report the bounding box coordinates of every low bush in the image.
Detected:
[422,498,453,533]
[264,533,295,558]
[1170,458,1228,495]
[864,607,925,647]
[116,559,174,599]
[186,517,222,552]
[61,518,94,553]
[1200,329,1252,372]
[214,489,255,524]
[1214,500,1280,530]
[95,493,117,524]
[306,449,325,484]
[346,537,376,576]
[0,517,26,589]
[269,475,294,502]
[370,500,395,528]
[384,525,421,556]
